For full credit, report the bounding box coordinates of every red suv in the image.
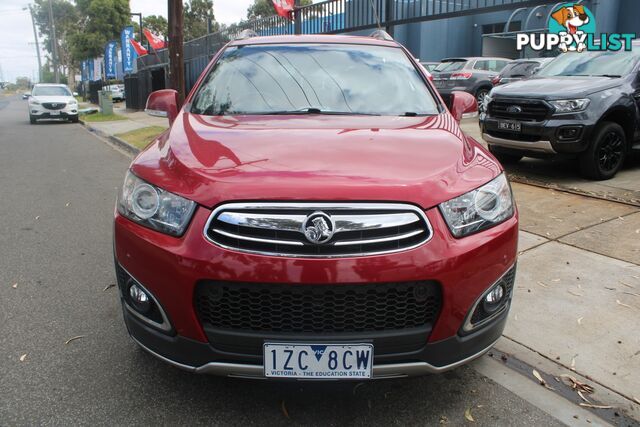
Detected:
[114,33,518,380]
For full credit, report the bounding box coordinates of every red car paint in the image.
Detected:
[114,34,518,376]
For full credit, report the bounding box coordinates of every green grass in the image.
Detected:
[115,126,167,150]
[80,112,128,122]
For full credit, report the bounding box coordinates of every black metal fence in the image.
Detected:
[127,0,559,109]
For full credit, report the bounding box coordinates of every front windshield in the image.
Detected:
[191,43,439,116]
[32,86,71,96]
[537,47,640,77]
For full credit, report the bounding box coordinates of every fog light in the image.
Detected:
[483,285,505,313]
[129,283,151,313]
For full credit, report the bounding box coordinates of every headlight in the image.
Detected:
[29,99,40,105]
[69,99,78,105]
[439,173,514,238]
[117,171,196,236]
[549,99,590,114]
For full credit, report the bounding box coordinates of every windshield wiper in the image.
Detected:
[595,74,622,78]
[238,107,381,116]
[400,112,435,117]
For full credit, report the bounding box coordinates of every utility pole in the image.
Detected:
[47,0,60,83]
[24,5,43,83]
[168,0,185,104]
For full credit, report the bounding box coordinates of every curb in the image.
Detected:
[79,117,140,156]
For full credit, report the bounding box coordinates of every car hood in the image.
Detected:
[492,76,623,99]
[31,95,74,103]
[131,112,502,210]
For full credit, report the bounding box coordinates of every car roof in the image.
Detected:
[229,34,399,48]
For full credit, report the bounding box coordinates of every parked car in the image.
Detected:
[481,42,640,180]
[432,57,511,110]
[114,33,518,380]
[420,61,440,72]
[106,84,125,102]
[27,83,79,124]
[22,91,31,100]
[491,58,554,86]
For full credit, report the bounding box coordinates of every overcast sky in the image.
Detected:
[0,0,253,83]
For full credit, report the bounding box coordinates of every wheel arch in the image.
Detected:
[598,107,635,150]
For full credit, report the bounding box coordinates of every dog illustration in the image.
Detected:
[551,4,590,52]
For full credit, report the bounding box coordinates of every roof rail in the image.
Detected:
[369,30,394,41]
[234,29,258,41]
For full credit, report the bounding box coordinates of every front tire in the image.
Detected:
[70,115,79,123]
[579,122,626,180]
[476,88,490,112]
[488,145,523,164]
[29,115,36,124]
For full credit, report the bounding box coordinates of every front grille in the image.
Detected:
[42,102,66,110]
[205,203,432,257]
[195,281,442,334]
[488,99,549,122]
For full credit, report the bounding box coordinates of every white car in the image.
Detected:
[28,84,79,124]
[105,84,125,102]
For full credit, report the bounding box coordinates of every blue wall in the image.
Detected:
[373,0,639,61]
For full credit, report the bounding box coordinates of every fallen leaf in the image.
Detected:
[464,408,475,422]
[568,290,583,297]
[579,403,614,409]
[281,400,289,419]
[19,354,27,362]
[35,216,40,220]
[577,317,583,325]
[578,391,591,403]
[532,369,554,390]
[571,357,576,371]
[102,284,116,292]
[514,314,519,321]
[551,279,561,282]
[65,335,85,345]
[12,283,18,289]
[537,281,549,288]
[620,281,636,289]
[65,202,70,207]
[616,300,632,309]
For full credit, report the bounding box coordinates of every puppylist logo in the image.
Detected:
[517,3,635,53]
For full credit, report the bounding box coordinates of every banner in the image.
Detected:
[130,38,148,56]
[88,59,94,81]
[271,0,295,18]
[143,29,166,50]
[104,41,117,79]
[81,60,88,81]
[120,26,137,74]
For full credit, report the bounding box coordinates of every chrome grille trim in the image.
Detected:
[203,202,433,258]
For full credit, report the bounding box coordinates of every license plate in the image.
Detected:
[264,343,373,379]
[498,120,521,132]
[49,110,60,116]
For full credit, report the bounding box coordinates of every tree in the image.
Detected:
[132,15,169,40]
[184,0,218,40]
[247,0,312,20]
[69,0,131,61]
[32,0,79,85]
[15,77,32,89]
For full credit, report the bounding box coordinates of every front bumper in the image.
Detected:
[30,104,78,119]
[480,114,595,156]
[114,204,518,378]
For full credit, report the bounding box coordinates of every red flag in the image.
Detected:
[271,0,295,19]
[143,29,166,50]
[129,38,148,56]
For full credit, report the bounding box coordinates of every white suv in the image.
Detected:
[28,84,79,124]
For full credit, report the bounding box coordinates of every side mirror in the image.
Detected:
[450,91,478,122]
[73,91,79,97]
[145,89,179,125]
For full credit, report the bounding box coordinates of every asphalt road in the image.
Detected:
[0,96,567,426]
